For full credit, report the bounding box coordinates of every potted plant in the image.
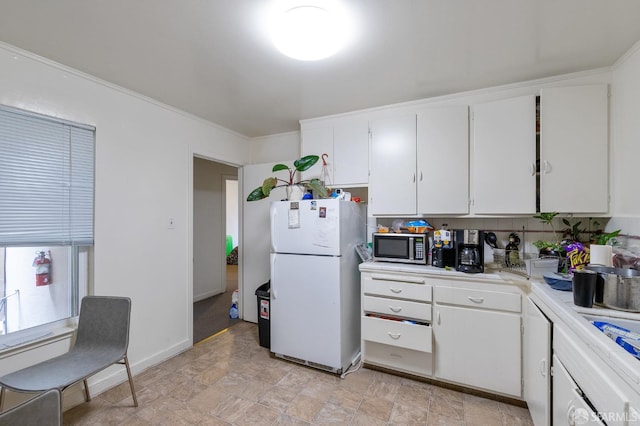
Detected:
[533,212,565,257]
[246,155,330,201]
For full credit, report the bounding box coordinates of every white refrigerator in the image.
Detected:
[270,199,366,374]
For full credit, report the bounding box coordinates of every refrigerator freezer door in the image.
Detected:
[270,199,365,256]
[270,253,354,372]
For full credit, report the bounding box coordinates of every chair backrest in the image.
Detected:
[74,296,131,356]
[0,388,61,426]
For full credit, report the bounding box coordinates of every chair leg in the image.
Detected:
[123,354,138,407]
[83,379,91,402]
[0,387,5,412]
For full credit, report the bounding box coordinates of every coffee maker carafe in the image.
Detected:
[455,229,484,273]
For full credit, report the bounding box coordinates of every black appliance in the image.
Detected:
[432,246,456,268]
[455,229,484,273]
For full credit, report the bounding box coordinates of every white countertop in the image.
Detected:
[531,280,640,393]
[359,260,530,287]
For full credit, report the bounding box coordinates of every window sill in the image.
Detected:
[0,324,76,358]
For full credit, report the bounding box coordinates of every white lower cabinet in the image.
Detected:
[360,270,525,398]
[433,285,522,397]
[552,354,605,426]
[553,323,632,426]
[524,298,551,426]
[361,271,433,377]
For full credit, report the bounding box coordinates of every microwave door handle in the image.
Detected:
[409,238,414,261]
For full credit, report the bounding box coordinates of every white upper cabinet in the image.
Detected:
[300,117,369,188]
[416,105,469,215]
[540,85,608,213]
[369,115,417,215]
[472,95,537,214]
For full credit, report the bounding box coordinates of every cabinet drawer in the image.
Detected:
[363,296,432,322]
[362,315,432,352]
[363,340,433,377]
[364,274,432,302]
[434,285,521,313]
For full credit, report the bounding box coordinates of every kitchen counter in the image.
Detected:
[360,260,640,399]
[359,261,530,287]
[531,279,640,394]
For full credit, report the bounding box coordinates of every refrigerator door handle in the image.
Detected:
[270,255,277,300]
[270,206,277,253]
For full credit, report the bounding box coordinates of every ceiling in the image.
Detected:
[2,1,640,138]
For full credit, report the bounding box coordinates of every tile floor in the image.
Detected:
[63,321,534,425]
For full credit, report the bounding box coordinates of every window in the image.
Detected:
[0,105,94,346]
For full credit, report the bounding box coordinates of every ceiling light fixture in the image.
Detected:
[269,0,350,61]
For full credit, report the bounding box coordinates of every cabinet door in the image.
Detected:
[472,95,536,214]
[333,118,369,186]
[300,126,333,182]
[416,105,469,214]
[540,85,608,213]
[524,298,551,426]
[369,115,417,215]
[552,355,605,426]
[434,304,522,397]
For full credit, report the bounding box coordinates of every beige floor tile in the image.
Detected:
[314,400,356,423]
[429,394,464,421]
[351,411,388,426]
[258,384,298,412]
[285,393,325,423]
[357,395,394,421]
[395,384,431,410]
[389,401,429,424]
[427,412,465,426]
[465,403,503,426]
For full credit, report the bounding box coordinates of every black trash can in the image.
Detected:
[255,281,270,348]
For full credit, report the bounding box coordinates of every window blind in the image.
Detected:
[0,105,94,246]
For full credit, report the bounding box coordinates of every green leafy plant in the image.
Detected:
[246,155,329,201]
[533,212,564,253]
[561,218,585,242]
[593,229,621,246]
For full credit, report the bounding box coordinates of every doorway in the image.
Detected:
[192,157,240,343]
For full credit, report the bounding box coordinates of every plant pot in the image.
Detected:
[285,185,304,201]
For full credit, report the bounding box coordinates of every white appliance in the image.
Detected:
[270,199,366,374]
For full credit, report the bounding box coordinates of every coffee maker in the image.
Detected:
[432,227,456,268]
[455,229,485,273]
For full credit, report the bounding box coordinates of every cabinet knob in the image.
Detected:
[543,160,552,174]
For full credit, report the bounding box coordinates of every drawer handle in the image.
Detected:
[390,288,402,294]
[389,353,403,358]
[389,306,402,313]
[467,296,484,303]
[371,275,425,284]
[388,332,401,340]
[539,359,547,378]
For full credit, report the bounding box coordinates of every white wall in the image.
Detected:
[0,42,252,397]
[248,131,300,164]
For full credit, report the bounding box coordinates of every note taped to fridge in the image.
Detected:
[288,208,300,228]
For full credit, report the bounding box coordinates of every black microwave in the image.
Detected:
[372,232,428,265]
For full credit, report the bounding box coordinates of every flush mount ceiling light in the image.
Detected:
[269,0,351,61]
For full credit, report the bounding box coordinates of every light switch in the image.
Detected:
[168,217,176,229]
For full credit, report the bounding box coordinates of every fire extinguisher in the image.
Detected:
[33,250,52,286]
